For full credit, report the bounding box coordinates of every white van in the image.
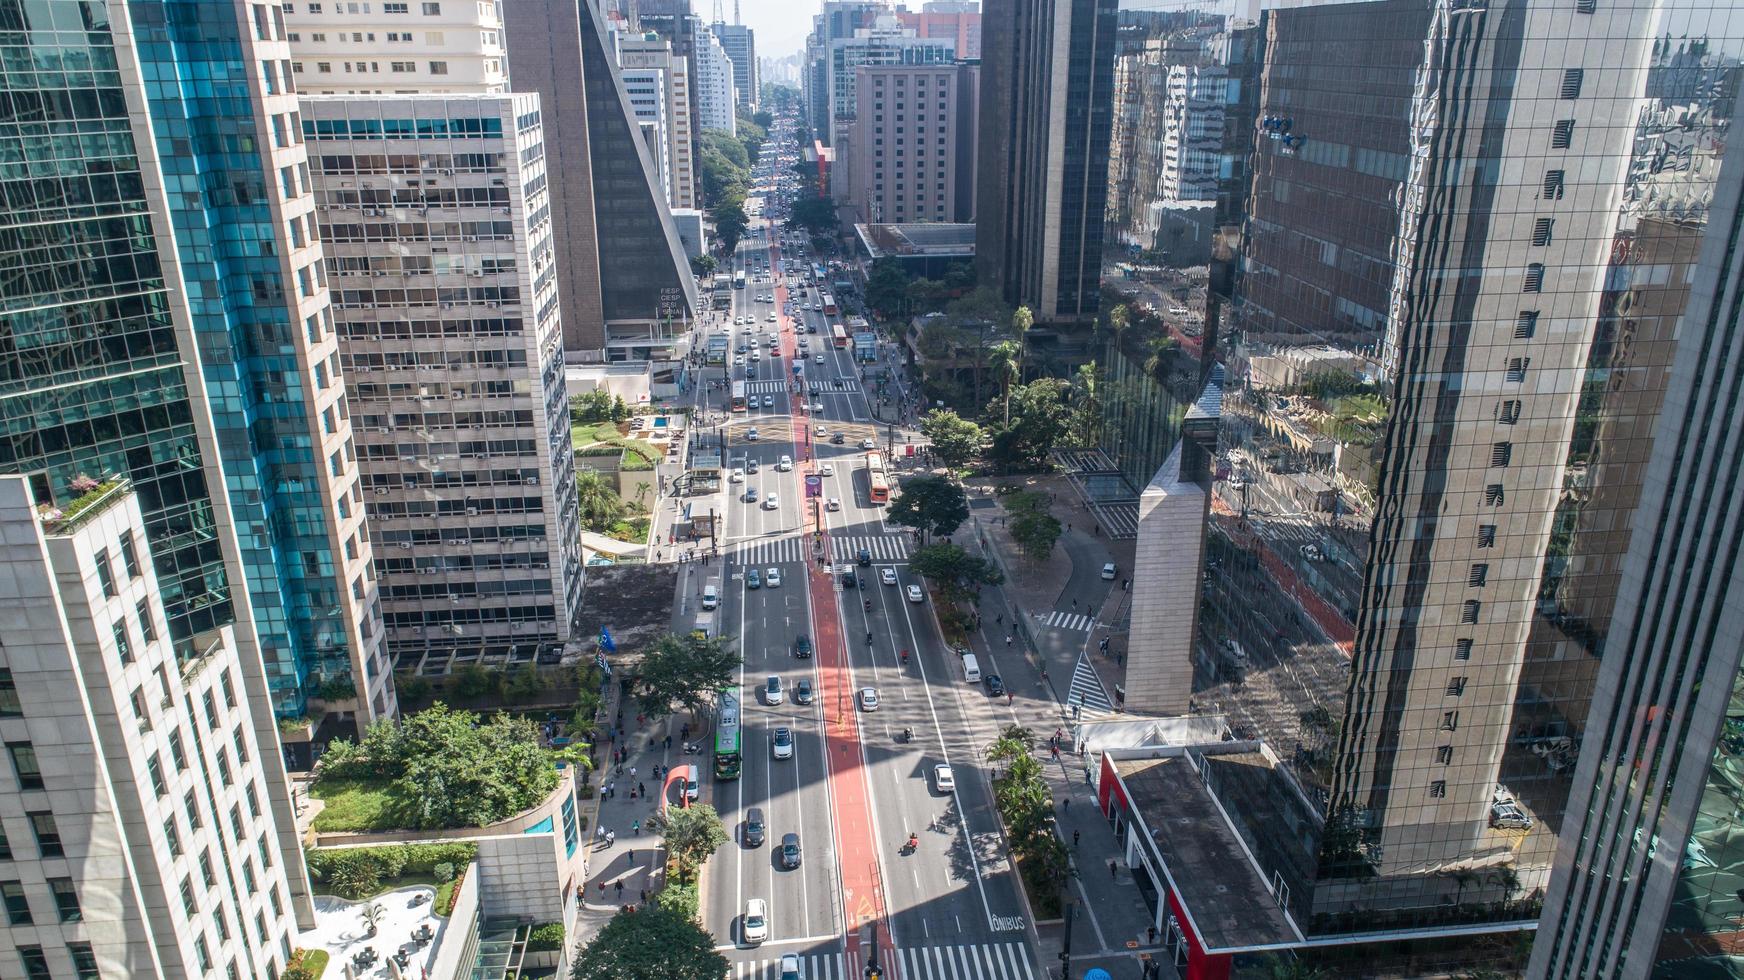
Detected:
[679,765,700,803]
[701,584,719,610]
[961,653,982,683]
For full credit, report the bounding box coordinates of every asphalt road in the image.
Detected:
[695,143,1042,979]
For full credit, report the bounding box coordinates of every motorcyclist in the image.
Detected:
[903,726,913,741]
[906,832,918,851]
[864,598,872,612]
[866,631,874,645]
[900,648,910,665]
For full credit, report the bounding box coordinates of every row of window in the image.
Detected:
[289,1,444,15]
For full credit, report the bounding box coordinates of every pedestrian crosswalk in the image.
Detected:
[828,534,909,563]
[1089,500,1140,540]
[1068,654,1114,714]
[729,534,909,565]
[732,536,810,565]
[746,380,792,394]
[1038,610,1095,632]
[729,943,1035,980]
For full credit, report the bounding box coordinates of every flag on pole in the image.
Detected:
[599,627,616,653]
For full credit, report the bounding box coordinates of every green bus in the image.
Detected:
[714,687,742,780]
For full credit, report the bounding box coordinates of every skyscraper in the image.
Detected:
[838,62,979,225]
[617,27,699,209]
[695,24,738,134]
[711,21,759,111]
[975,0,1118,325]
[119,0,393,720]
[285,0,508,94]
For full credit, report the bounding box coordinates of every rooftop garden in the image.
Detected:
[306,841,476,911]
[38,474,127,534]
[310,704,559,832]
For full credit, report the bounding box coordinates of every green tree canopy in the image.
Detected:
[752,109,774,129]
[574,469,628,532]
[918,409,984,469]
[1008,508,1062,561]
[689,253,718,277]
[570,906,728,980]
[983,379,1071,472]
[647,803,729,880]
[865,256,912,315]
[908,542,1003,603]
[787,192,837,233]
[636,632,742,719]
[887,474,969,545]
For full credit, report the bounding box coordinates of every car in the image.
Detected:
[812,400,826,411]
[794,678,813,704]
[986,674,1005,696]
[812,302,822,311]
[744,807,767,847]
[765,675,785,705]
[793,634,813,658]
[861,438,876,450]
[780,953,802,980]
[880,567,898,586]
[830,432,845,445]
[762,492,780,510]
[815,424,829,436]
[746,458,761,474]
[746,567,762,589]
[859,687,879,711]
[821,463,834,476]
[1300,544,1325,562]
[756,394,770,408]
[749,350,761,362]
[767,313,778,322]
[826,497,842,512]
[906,584,924,603]
[743,898,769,945]
[743,486,759,503]
[780,832,802,869]
[773,727,794,760]
[746,428,760,441]
[1490,801,1533,830]
[765,567,782,587]
[777,455,793,471]
[839,566,858,587]
[933,764,956,793]
[729,467,744,483]
[733,354,746,365]
[856,547,872,567]
[814,353,825,363]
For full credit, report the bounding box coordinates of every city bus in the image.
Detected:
[733,270,747,290]
[731,380,748,412]
[866,451,890,505]
[821,292,838,315]
[714,686,742,781]
[811,263,826,285]
[831,323,849,350]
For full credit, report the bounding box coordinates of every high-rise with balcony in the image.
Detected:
[285,0,508,94]
[302,95,583,674]
[130,0,392,721]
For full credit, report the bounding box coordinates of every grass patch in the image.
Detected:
[437,868,463,916]
[591,421,625,442]
[285,948,329,980]
[604,517,651,543]
[309,777,406,833]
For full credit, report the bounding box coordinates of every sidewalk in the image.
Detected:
[579,706,679,914]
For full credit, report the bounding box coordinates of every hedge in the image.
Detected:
[306,842,479,899]
[526,922,566,952]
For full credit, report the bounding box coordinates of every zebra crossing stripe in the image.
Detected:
[738,952,844,980]
[1069,655,1114,712]
[889,943,1034,980]
[1041,611,1094,632]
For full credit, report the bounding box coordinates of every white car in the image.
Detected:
[762,395,774,408]
[826,497,841,512]
[815,424,829,436]
[861,438,876,450]
[749,351,762,362]
[779,953,802,980]
[821,463,834,476]
[777,455,793,471]
[933,764,956,793]
[729,467,745,483]
[906,584,924,603]
[765,567,782,587]
[762,492,780,511]
[746,428,760,441]
[812,302,822,311]
[859,687,879,711]
[880,567,898,586]
[814,353,825,363]
[811,401,825,411]
[743,898,769,946]
[733,354,746,365]
[772,727,794,760]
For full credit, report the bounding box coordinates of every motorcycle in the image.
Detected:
[900,834,918,856]
[901,726,913,743]
[864,599,872,612]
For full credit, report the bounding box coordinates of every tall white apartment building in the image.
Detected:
[696,26,738,135]
[616,29,698,210]
[302,95,584,674]
[286,0,507,94]
[1159,63,1226,204]
[0,478,308,978]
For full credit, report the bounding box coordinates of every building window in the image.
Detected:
[1441,710,1460,731]
[195,935,213,972]
[147,751,167,796]
[1522,263,1545,292]
[1507,357,1530,383]
[1552,119,1575,148]
[1429,780,1447,798]
[1446,676,1468,697]
[1559,68,1585,99]
[1477,524,1497,548]
[1468,564,1489,587]
[1542,169,1565,200]
[1485,484,1505,507]
[1490,442,1513,467]
[428,61,448,76]
[169,730,187,771]
[1515,311,1538,339]
[48,878,80,922]
[199,849,217,888]
[119,531,141,578]
[8,742,42,790]
[18,946,49,980]
[180,875,198,917]
[94,548,116,597]
[1,881,31,924]
[113,621,132,664]
[138,599,158,643]
[186,789,204,829]
[1498,399,1522,424]
[69,943,99,980]
[1455,639,1474,661]
[0,670,19,717]
[422,0,440,11]
[1530,217,1554,246]
[164,816,183,856]
[1576,0,1597,11]
[28,812,61,857]
[384,0,408,9]
[1435,745,1454,765]
[1461,600,1481,625]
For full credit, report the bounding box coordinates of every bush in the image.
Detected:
[307,843,479,898]
[283,949,328,980]
[656,881,701,921]
[433,862,456,883]
[526,921,567,952]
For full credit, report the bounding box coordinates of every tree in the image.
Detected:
[1009,305,1034,380]
[570,388,616,424]
[1106,302,1129,339]
[361,902,387,937]
[752,109,774,129]
[886,475,969,545]
[905,277,949,313]
[918,410,984,469]
[787,193,837,234]
[646,803,730,879]
[983,379,1071,472]
[1068,363,1101,446]
[574,469,627,531]
[988,340,1021,425]
[908,542,1003,603]
[636,632,742,719]
[689,253,717,277]
[571,906,728,980]
[1008,508,1062,561]
[864,257,912,315]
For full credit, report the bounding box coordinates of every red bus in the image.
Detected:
[831,324,849,349]
[821,292,838,316]
[866,452,890,505]
[730,380,748,412]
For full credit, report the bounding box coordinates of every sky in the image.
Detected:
[719,0,814,63]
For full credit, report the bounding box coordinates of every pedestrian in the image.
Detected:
[627,849,635,863]
[638,781,646,797]
[996,612,1003,624]
[640,888,648,904]
[615,880,624,898]
[615,763,624,776]
[1109,859,1118,879]
[1073,829,1081,847]
[1147,925,1157,946]
[633,819,641,835]
[607,830,617,845]
[630,766,638,779]
[1072,598,1078,610]
[598,881,606,897]
[1073,702,1082,721]
[1006,635,1013,647]
[1051,744,1060,760]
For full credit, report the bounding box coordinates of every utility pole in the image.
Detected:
[1059,902,1074,979]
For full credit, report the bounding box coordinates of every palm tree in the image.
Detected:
[1010,305,1034,382]
[574,469,625,531]
[989,341,1021,425]
[633,480,653,512]
[1069,363,1100,446]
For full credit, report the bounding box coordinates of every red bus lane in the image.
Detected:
[779,237,891,972]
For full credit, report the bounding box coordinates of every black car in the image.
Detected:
[985,674,1005,696]
[780,832,802,869]
[745,807,766,847]
[795,678,814,704]
[839,567,858,587]
[857,548,872,567]
[793,634,813,658]
[831,432,845,445]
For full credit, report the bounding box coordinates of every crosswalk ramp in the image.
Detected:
[1038,610,1095,632]
[1067,654,1114,714]
[896,942,1038,980]
[828,534,910,563]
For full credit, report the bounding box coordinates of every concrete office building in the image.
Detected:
[132,0,391,720]
[802,1,902,144]
[711,21,759,111]
[286,0,508,94]
[617,28,699,209]
[0,478,308,978]
[894,0,981,60]
[302,95,583,674]
[502,0,699,361]
[976,0,1119,324]
[616,37,676,201]
[825,15,954,147]
[838,62,979,226]
[695,26,738,134]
